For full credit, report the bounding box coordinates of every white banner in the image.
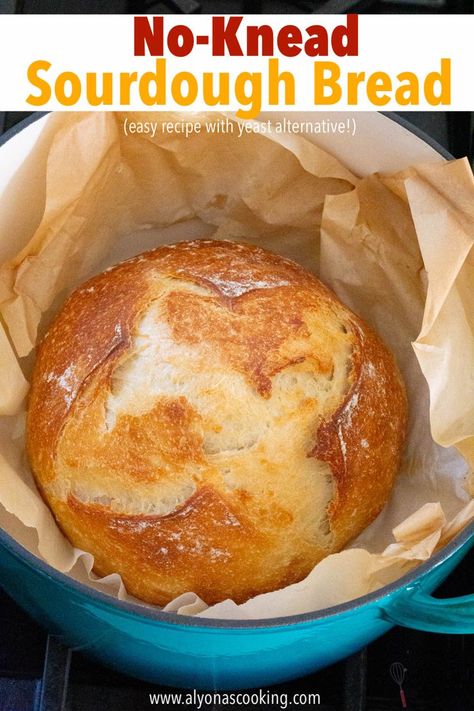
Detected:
[0,14,471,112]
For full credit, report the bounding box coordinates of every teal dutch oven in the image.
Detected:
[0,519,473,689]
[0,113,473,690]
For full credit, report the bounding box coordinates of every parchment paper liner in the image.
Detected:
[0,111,472,619]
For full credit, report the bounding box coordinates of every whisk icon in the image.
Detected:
[390,662,408,708]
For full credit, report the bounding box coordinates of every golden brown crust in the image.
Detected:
[313,320,407,546]
[53,486,312,605]
[27,239,407,606]
[165,289,323,397]
[26,257,154,482]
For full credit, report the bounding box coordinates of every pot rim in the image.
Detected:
[0,110,471,630]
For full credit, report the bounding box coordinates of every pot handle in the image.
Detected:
[381,585,474,634]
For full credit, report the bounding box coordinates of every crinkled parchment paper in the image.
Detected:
[0,111,473,619]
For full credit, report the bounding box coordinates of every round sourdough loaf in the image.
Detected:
[27,239,407,606]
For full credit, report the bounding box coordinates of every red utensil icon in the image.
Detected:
[390,662,408,708]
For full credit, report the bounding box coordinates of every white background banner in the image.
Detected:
[0,14,471,112]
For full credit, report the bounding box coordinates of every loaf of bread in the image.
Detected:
[27,239,407,606]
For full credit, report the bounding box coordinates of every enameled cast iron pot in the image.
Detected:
[0,113,473,690]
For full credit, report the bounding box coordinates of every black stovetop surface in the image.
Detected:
[0,111,473,711]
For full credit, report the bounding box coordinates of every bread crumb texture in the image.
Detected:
[27,240,407,605]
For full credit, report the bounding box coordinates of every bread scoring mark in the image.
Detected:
[337,424,347,465]
[313,315,407,545]
[67,486,245,568]
[336,385,362,464]
[26,258,145,484]
[66,480,197,516]
[193,275,292,299]
[343,391,359,428]
[159,238,322,303]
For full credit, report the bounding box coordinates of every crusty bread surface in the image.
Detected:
[27,239,407,606]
